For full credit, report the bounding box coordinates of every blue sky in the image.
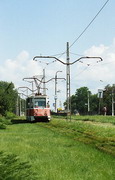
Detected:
[0,0,114,59]
[0,0,115,109]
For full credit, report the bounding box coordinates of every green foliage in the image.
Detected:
[0,114,12,130]
[0,122,6,129]
[0,81,18,116]
[102,84,115,115]
[75,87,90,114]
[90,94,99,113]
[5,111,16,119]
[0,151,36,180]
[64,84,115,115]
[69,95,77,114]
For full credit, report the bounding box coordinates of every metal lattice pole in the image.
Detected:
[66,42,71,114]
[55,71,62,112]
[43,69,46,95]
[33,43,102,119]
[112,88,114,116]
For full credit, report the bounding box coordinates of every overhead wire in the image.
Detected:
[70,52,84,57]
[76,67,89,76]
[36,0,110,66]
[75,56,106,76]
[76,59,115,77]
[69,0,110,49]
[54,0,110,58]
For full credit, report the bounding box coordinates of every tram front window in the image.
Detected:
[34,98,46,108]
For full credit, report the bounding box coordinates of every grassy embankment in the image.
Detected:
[0,115,115,180]
[71,115,115,124]
[42,116,115,156]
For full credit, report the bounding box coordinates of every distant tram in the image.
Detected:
[26,94,51,122]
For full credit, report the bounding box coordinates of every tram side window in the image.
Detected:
[26,98,33,108]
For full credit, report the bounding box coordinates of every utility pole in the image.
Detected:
[66,42,71,114]
[43,69,46,95]
[55,71,62,112]
[33,43,102,119]
[16,96,19,116]
[112,88,114,116]
[31,81,34,95]
[88,91,90,113]
[19,96,21,116]
[17,93,28,116]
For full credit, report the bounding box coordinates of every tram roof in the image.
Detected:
[27,94,48,99]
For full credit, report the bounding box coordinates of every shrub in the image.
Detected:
[0,116,12,125]
[0,151,36,180]
[5,111,16,119]
[0,122,6,129]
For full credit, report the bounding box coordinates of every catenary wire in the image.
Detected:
[69,0,110,49]
[36,0,110,64]
[55,0,110,58]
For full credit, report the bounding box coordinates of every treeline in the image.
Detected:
[0,81,18,116]
[0,81,115,116]
[64,85,115,115]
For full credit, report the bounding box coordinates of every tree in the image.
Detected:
[64,86,100,115]
[75,87,91,114]
[63,94,77,114]
[70,95,77,114]
[64,84,115,115]
[0,81,18,115]
[90,94,99,114]
[102,84,115,115]
[64,87,91,114]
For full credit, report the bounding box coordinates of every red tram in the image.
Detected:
[26,94,51,122]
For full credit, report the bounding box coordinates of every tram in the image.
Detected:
[26,94,51,122]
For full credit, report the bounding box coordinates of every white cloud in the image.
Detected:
[0,39,115,109]
[0,51,42,86]
[84,44,109,56]
[74,39,115,93]
[16,50,29,63]
[0,51,66,109]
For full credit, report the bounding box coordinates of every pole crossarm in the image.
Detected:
[33,56,67,65]
[24,77,65,83]
[33,51,103,115]
[23,77,42,83]
[18,86,36,92]
[23,79,34,83]
[33,56,103,65]
[70,56,103,65]
[18,92,28,97]
[46,77,66,83]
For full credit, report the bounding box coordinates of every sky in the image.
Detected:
[0,0,115,110]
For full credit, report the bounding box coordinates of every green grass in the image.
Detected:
[0,117,115,180]
[71,115,115,124]
[39,117,115,156]
[0,151,36,180]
